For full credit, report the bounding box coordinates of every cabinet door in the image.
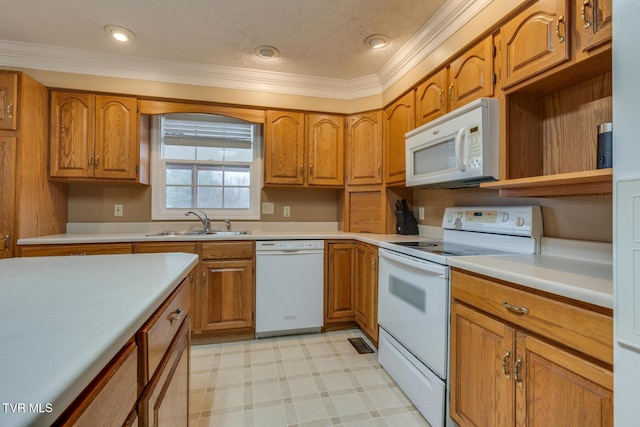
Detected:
[0,72,17,130]
[139,319,190,427]
[0,136,16,258]
[325,242,356,324]
[354,243,378,344]
[95,95,138,180]
[450,301,515,427]
[501,0,570,88]
[515,332,613,427]
[264,110,305,185]
[307,113,345,186]
[578,0,612,52]
[346,111,383,185]
[416,69,448,127]
[50,91,95,178]
[449,35,495,111]
[384,91,415,185]
[200,259,254,332]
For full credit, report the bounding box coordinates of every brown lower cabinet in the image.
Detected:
[324,240,356,330]
[54,275,191,426]
[449,268,613,427]
[354,242,378,345]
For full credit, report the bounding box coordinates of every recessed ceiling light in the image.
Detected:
[255,45,279,59]
[364,34,390,49]
[104,25,135,42]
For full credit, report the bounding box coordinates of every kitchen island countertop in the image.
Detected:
[0,252,199,427]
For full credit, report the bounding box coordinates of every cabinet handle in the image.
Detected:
[377,164,381,177]
[502,350,511,380]
[88,155,93,167]
[556,15,566,43]
[502,300,529,314]
[514,356,523,388]
[309,164,314,176]
[169,308,184,324]
[202,272,206,287]
[582,0,592,28]
[6,103,13,119]
[439,90,444,107]
[3,235,9,250]
[189,273,194,287]
[95,155,100,168]
[448,84,454,101]
[372,260,376,272]
[299,164,304,175]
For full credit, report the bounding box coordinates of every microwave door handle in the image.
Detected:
[455,127,467,171]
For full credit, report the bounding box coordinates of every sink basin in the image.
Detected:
[146,230,251,237]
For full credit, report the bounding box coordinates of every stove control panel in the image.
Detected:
[442,206,543,237]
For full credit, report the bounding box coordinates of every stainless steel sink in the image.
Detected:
[146,230,251,236]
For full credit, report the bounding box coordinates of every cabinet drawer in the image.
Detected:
[138,277,190,384]
[56,341,138,426]
[201,241,254,259]
[20,243,133,257]
[451,269,613,365]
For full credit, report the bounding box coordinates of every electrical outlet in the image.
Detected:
[283,206,291,217]
[262,202,275,214]
[114,204,124,217]
[418,207,425,220]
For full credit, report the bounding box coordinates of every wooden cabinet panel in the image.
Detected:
[139,318,190,427]
[56,341,138,427]
[354,243,378,344]
[346,111,383,185]
[450,302,514,427]
[20,243,133,257]
[516,333,613,427]
[264,110,305,185]
[416,69,448,127]
[50,91,95,178]
[346,188,385,233]
[0,136,16,259]
[449,35,495,111]
[0,72,18,130]
[94,95,138,180]
[201,241,254,259]
[501,0,570,89]
[576,0,612,53]
[324,242,356,326]
[200,259,254,332]
[450,269,613,427]
[307,113,344,186]
[384,91,414,185]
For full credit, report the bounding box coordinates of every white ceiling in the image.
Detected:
[0,0,492,99]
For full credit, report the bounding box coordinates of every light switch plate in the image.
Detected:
[262,202,275,214]
[283,206,291,217]
[114,204,123,217]
[418,207,425,220]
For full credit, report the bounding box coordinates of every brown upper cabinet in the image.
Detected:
[346,111,383,186]
[501,0,571,89]
[0,72,17,130]
[575,0,612,55]
[264,110,345,187]
[50,91,149,184]
[384,91,415,186]
[416,35,495,127]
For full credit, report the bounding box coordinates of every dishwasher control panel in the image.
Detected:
[256,240,324,251]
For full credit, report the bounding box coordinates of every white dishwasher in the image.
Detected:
[255,240,324,338]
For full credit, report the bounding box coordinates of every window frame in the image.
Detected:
[150,115,263,220]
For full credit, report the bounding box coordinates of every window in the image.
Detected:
[151,113,262,220]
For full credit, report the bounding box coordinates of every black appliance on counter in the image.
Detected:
[395,199,419,235]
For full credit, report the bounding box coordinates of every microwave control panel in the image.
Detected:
[467,125,482,169]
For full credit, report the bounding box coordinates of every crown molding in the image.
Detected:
[0,0,491,100]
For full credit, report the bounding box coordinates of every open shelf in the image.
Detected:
[480,169,612,197]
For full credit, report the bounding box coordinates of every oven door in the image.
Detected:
[378,248,449,379]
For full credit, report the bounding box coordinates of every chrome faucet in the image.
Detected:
[224,219,231,231]
[185,210,211,233]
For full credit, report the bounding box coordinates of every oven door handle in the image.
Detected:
[379,249,448,278]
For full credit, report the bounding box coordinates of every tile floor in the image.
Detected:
[190,329,431,427]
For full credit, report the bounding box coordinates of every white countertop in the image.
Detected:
[447,254,613,309]
[0,253,199,427]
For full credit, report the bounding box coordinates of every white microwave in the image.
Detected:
[405,97,499,188]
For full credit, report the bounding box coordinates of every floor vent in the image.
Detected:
[348,337,374,354]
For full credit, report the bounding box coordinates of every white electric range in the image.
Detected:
[376,206,543,427]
